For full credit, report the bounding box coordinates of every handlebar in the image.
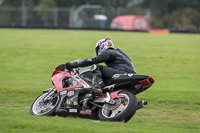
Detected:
[64,59,82,75]
[64,68,80,75]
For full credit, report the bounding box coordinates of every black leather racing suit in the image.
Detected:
[70,48,137,88]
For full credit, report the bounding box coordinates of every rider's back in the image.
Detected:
[104,49,137,74]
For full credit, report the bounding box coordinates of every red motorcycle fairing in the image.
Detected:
[51,70,83,93]
[109,89,133,99]
[100,89,133,99]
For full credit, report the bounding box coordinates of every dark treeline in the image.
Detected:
[1,0,200,31]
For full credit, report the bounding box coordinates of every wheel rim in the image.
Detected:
[32,93,59,115]
[101,93,130,118]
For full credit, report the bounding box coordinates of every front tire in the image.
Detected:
[30,91,60,116]
[98,91,137,123]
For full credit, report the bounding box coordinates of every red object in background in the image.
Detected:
[110,15,149,31]
[149,29,170,34]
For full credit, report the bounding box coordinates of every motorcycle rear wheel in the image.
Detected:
[98,91,137,123]
[30,91,60,116]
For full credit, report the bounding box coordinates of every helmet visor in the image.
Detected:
[95,46,99,55]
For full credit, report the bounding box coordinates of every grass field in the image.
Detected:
[0,28,199,133]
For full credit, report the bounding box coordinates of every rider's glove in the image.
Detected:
[65,62,73,70]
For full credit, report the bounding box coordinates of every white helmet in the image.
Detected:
[95,38,114,55]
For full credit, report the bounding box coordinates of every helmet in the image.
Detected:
[95,38,114,55]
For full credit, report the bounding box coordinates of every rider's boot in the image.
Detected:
[91,77,104,96]
[90,64,104,97]
[81,79,104,108]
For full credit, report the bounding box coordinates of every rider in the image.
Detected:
[65,38,137,96]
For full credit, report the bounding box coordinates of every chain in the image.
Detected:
[89,101,110,110]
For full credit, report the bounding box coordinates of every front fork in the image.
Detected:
[43,88,57,102]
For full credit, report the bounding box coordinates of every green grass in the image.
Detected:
[0,28,199,133]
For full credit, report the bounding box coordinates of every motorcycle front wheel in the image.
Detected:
[98,91,137,123]
[30,91,60,116]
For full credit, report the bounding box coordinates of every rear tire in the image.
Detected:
[30,92,60,116]
[98,91,137,123]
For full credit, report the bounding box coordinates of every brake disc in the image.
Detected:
[104,98,122,110]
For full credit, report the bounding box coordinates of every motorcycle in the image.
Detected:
[30,64,154,123]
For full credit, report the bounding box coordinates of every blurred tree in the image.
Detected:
[54,0,130,8]
[143,0,200,30]
[1,0,22,7]
[0,0,131,7]
[0,0,23,26]
[35,0,56,26]
[167,8,200,31]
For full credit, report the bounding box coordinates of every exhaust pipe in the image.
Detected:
[137,100,147,110]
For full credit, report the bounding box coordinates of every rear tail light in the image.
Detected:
[139,77,154,88]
